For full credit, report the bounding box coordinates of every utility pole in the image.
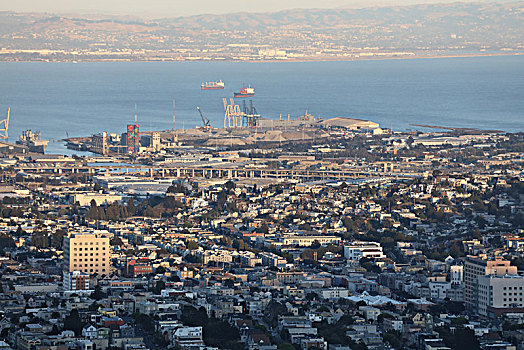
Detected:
[172,97,177,144]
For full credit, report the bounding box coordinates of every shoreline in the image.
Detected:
[0,51,522,64]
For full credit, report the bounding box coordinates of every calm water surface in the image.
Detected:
[0,56,523,154]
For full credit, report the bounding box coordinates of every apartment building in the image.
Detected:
[259,252,287,267]
[63,270,90,291]
[477,274,524,317]
[126,259,153,277]
[343,242,385,261]
[63,232,111,276]
[464,256,517,314]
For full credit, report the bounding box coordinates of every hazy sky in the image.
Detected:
[0,0,504,17]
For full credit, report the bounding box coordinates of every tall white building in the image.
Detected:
[450,265,464,285]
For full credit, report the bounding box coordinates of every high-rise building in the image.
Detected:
[464,256,517,314]
[63,232,111,276]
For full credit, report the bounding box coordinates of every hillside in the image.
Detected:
[0,2,522,61]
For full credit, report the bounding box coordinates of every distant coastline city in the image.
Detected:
[1,2,523,63]
[0,2,523,350]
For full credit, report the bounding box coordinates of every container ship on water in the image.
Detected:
[201,80,225,90]
[234,85,255,98]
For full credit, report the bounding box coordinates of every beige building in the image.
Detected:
[63,232,111,275]
[477,274,524,317]
[72,192,123,206]
[152,131,161,152]
[464,256,517,314]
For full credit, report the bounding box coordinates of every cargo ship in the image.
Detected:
[234,85,255,98]
[201,80,225,90]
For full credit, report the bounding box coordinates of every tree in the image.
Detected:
[52,229,66,249]
[14,226,25,237]
[167,183,188,195]
[31,231,50,248]
[127,197,136,216]
[63,309,84,336]
[438,326,480,350]
[310,239,320,249]
[316,319,350,346]
[224,279,235,288]
[224,180,236,190]
[180,305,208,327]
[451,317,469,325]
[153,280,166,294]
[450,242,463,259]
[444,301,465,315]
[47,324,60,336]
[306,292,317,301]
[169,275,181,282]
[186,241,199,250]
[278,343,295,350]
[110,236,124,246]
[454,328,480,349]
[91,285,106,300]
[134,313,155,333]
[0,233,15,251]
[256,224,269,234]
[264,301,287,328]
[383,331,402,349]
[180,305,241,349]
[377,313,394,324]
[216,191,227,211]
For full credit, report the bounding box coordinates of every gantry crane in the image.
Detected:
[0,107,10,140]
[222,98,243,129]
[242,100,260,127]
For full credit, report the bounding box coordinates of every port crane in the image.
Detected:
[223,98,243,129]
[196,106,211,130]
[0,107,10,140]
[242,100,260,127]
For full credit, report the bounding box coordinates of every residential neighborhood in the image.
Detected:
[0,126,523,350]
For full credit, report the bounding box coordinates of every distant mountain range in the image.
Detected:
[155,1,523,31]
[0,1,522,61]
